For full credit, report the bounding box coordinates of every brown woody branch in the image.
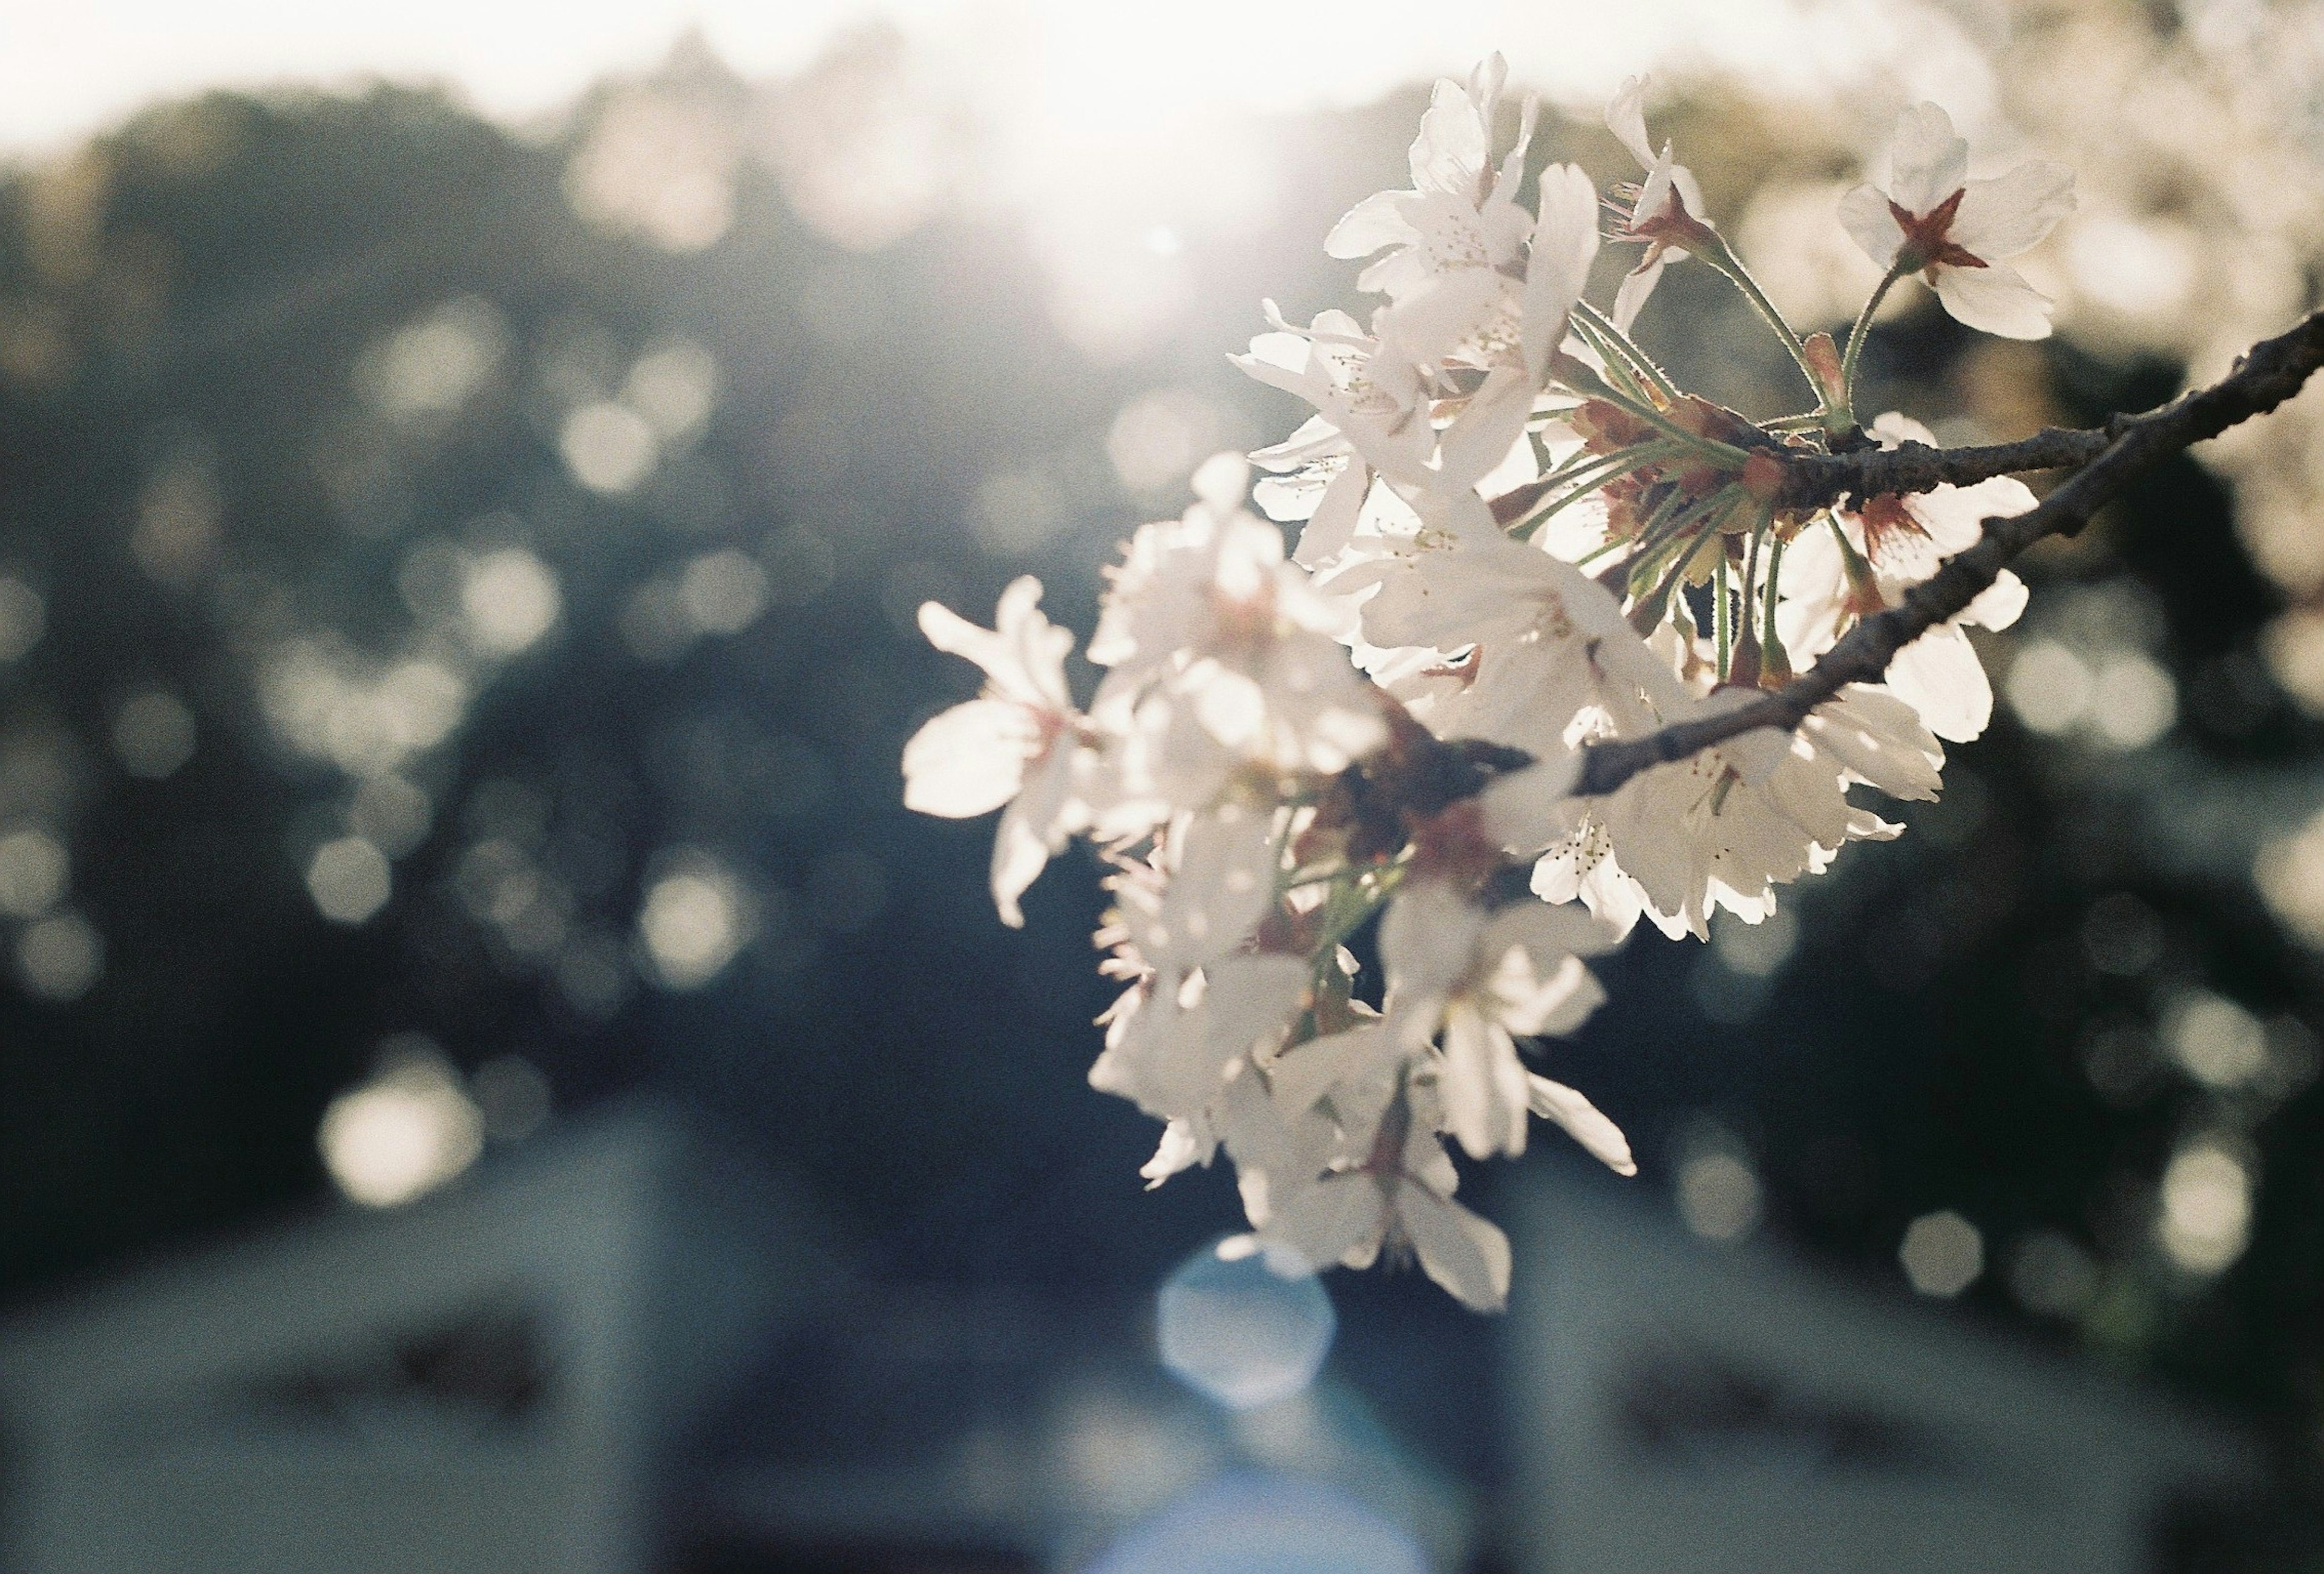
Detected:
[1773,425,2115,513]
[1571,308,2324,801]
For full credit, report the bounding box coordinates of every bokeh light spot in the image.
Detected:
[318,1046,484,1208]
[1900,1210,1984,1297]
[111,689,196,779]
[461,546,563,655]
[364,297,507,418]
[1157,1238,1334,1411]
[306,836,392,925]
[0,576,45,662]
[1676,1143,1761,1243]
[561,401,659,494]
[638,854,752,989]
[2158,1143,2253,1276]
[2005,640,2092,735]
[2086,653,2176,749]
[679,549,769,635]
[625,340,718,438]
[0,827,68,917]
[16,911,100,1002]
[2161,989,2268,1090]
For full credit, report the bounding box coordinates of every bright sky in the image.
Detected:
[0,0,1991,157]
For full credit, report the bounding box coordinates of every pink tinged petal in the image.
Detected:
[1325,190,1423,261]
[1949,161,2075,261]
[1397,1186,1512,1312]
[1293,460,1370,568]
[1932,257,2054,339]
[1272,1173,1390,1272]
[1523,163,1601,384]
[1611,252,1667,332]
[1604,74,1656,171]
[1961,568,2028,632]
[1526,1074,1636,1175]
[1885,102,1969,217]
[902,699,1034,818]
[1838,182,1906,269]
[1885,623,1994,743]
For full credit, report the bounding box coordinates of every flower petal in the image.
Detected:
[1526,1074,1636,1175]
[1440,1006,1530,1159]
[1838,182,1905,269]
[1325,190,1422,260]
[1611,252,1667,332]
[1885,102,1968,216]
[1960,567,2029,632]
[901,699,1034,818]
[1933,258,2054,339]
[1885,622,1995,743]
[1604,74,1656,170]
[1524,163,1601,384]
[1950,160,2075,261]
[1270,1173,1390,1272]
[1293,459,1369,568]
[1397,1185,1513,1312]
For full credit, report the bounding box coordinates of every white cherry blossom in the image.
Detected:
[1378,879,1624,1165]
[898,53,2090,1314]
[1598,685,1943,939]
[1088,460,1386,806]
[1603,74,1713,330]
[1840,102,2076,339]
[1778,416,2034,742]
[902,577,1093,926]
[1236,1071,1514,1310]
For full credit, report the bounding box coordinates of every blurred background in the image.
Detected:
[1,1,2323,1569]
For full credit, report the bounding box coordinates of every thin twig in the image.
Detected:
[1571,308,2324,799]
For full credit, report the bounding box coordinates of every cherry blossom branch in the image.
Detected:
[1572,307,2324,800]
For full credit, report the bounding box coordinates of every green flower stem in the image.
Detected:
[1698,232,1827,413]
[1761,536,1787,654]
[1570,300,1681,402]
[1838,261,1909,431]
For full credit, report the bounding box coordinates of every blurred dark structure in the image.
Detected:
[0,27,2317,1570]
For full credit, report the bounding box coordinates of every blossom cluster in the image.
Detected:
[904,60,2073,1310]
